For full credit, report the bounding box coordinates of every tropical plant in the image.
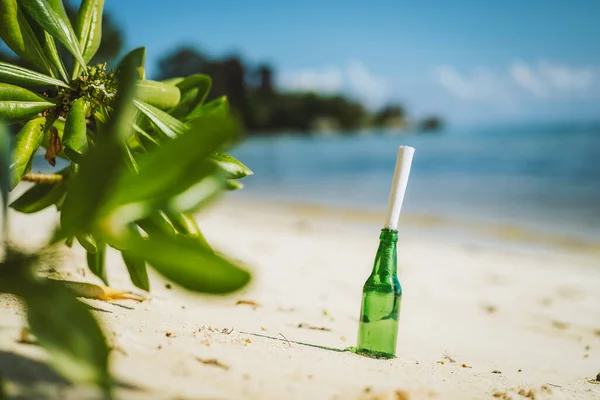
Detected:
[0,0,252,396]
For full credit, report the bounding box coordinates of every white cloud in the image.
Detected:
[538,62,596,90]
[433,66,505,100]
[434,61,599,102]
[509,62,548,97]
[345,61,388,108]
[278,61,388,108]
[509,61,597,98]
[278,66,344,93]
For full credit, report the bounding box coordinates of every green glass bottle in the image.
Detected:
[355,145,414,359]
[356,228,401,359]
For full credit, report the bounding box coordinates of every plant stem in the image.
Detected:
[21,173,64,184]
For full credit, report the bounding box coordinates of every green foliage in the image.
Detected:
[121,232,149,291]
[62,98,88,162]
[0,372,5,400]
[135,80,181,110]
[169,74,212,119]
[372,104,406,128]
[0,84,54,121]
[0,122,9,240]
[74,0,104,64]
[133,99,187,138]
[0,1,123,73]
[86,242,106,284]
[10,117,47,187]
[418,116,444,132]
[0,0,252,396]
[0,251,111,393]
[23,275,111,391]
[0,61,68,87]
[19,0,86,67]
[8,173,66,213]
[0,0,55,74]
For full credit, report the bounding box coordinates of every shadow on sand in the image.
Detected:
[0,350,141,400]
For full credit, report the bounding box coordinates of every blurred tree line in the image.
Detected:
[0,4,442,136]
[155,48,443,135]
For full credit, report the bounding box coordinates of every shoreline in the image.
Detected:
[229,194,600,259]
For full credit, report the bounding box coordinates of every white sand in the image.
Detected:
[1,196,599,399]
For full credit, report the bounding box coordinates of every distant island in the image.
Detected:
[156,47,445,136]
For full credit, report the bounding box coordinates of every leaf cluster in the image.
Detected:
[0,0,253,395]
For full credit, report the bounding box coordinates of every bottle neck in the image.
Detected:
[372,228,398,276]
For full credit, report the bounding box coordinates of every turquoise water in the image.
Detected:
[29,121,600,242]
[230,122,600,242]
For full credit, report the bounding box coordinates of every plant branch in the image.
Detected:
[21,173,64,184]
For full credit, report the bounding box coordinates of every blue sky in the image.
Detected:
[106,0,600,125]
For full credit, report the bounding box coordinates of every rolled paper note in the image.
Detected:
[384,146,415,230]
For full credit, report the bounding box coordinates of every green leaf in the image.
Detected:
[186,95,229,121]
[59,49,139,236]
[23,8,70,81]
[19,0,87,68]
[210,152,253,179]
[169,74,212,119]
[132,123,159,146]
[167,174,225,214]
[0,370,6,399]
[0,0,55,75]
[104,113,240,214]
[86,242,107,285]
[65,235,74,247]
[122,252,149,291]
[54,188,66,210]
[133,99,187,139]
[74,0,104,63]
[9,117,46,189]
[40,30,69,82]
[225,179,244,191]
[121,224,149,291]
[164,210,210,248]
[77,232,97,254]
[9,180,66,213]
[58,135,119,236]
[0,61,68,87]
[124,230,250,294]
[117,47,145,76]
[63,98,89,162]
[135,80,181,110]
[135,210,177,237]
[63,147,83,164]
[111,47,143,141]
[0,123,11,242]
[161,76,184,86]
[0,83,55,121]
[123,144,138,173]
[23,278,110,390]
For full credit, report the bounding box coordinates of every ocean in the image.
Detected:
[230,122,600,244]
[30,121,600,246]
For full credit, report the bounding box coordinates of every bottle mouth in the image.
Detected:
[379,228,399,242]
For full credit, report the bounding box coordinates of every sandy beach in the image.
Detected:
[1,195,599,400]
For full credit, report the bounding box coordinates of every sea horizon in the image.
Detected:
[230,120,600,246]
[29,120,600,246]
